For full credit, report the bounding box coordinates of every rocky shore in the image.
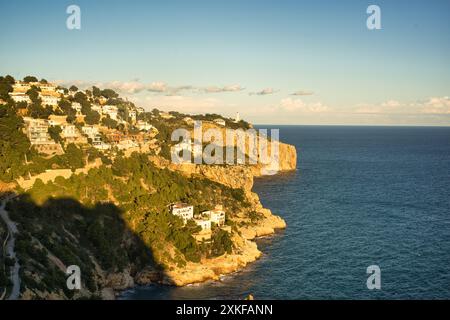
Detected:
[112,142,297,293]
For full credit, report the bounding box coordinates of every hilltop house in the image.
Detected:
[214,118,226,126]
[72,102,82,115]
[12,82,31,93]
[39,92,60,107]
[9,92,31,104]
[92,135,111,150]
[136,120,154,131]
[102,105,118,120]
[48,115,67,127]
[39,83,57,92]
[202,204,226,226]
[128,109,137,123]
[171,203,194,224]
[183,117,194,125]
[22,117,64,155]
[61,124,79,139]
[23,117,51,145]
[194,218,212,231]
[81,125,99,139]
[159,111,174,119]
[117,139,138,150]
[91,104,102,114]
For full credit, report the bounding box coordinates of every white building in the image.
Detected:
[117,139,138,150]
[136,120,154,131]
[102,105,118,120]
[214,118,226,126]
[194,219,212,231]
[160,112,174,119]
[10,93,31,104]
[22,117,52,145]
[183,117,194,125]
[12,82,31,92]
[92,135,111,150]
[128,109,137,123]
[81,125,99,139]
[39,83,57,92]
[91,104,102,114]
[72,102,82,113]
[40,93,59,107]
[48,115,67,127]
[234,112,240,123]
[61,124,79,139]
[203,205,226,226]
[171,203,194,224]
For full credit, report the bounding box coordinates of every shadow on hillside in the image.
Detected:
[0,191,166,299]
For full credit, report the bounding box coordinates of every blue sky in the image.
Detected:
[1,0,449,125]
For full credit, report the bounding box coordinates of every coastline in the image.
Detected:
[112,143,296,298]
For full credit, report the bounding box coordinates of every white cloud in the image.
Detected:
[422,96,450,114]
[291,90,314,96]
[279,98,331,113]
[55,79,244,96]
[355,97,450,115]
[201,84,245,93]
[249,88,277,95]
[128,95,221,114]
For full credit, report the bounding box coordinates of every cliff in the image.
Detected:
[139,142,296,287]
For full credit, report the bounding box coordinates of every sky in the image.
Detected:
[0,0,449,125]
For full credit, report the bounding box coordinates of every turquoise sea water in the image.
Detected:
[121,126,450,299]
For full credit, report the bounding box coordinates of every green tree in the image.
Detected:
[64,143,84,170]
[48,126,63,144]
[101,115,118,129]
[84,110,100,125]
[23,76,38,83]
[100,89,118,99]
[0,105,31,181]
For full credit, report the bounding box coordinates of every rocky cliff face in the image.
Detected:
[140,141,297,287]
[166,141,297,190]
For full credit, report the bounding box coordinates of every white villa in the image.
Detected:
[12,82,31,92]
[202,205,226,226]
[10,92,31,104]
[183,117,194,125]
[214,118,226,126]
[92,135,111,150]
[128,109,137,123]
[48,115,67,127]
[159,111,174,119]
[102,105,118,120]
[81,125,99,139]
[22,117,52,145]
[39,83,57,92]
[117,139,138,150]
[170,202,226,233]
[61,124,79,139]
[72,102,82,114]
[91,104,102,114]
[171,203,194,224]
[194,219,212,231]
[136,120,154,131]
[39,93,59,107]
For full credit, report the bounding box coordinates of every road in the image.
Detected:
[0,195,21,300]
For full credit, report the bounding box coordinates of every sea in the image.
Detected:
[120,126,450,299]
